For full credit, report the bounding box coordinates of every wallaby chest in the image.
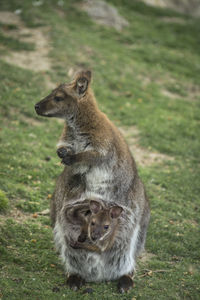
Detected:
[67,127,92,154]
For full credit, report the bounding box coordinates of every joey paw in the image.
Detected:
[69,241,78,249]
[69,240,83,249]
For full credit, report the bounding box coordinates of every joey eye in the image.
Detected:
[84,210,90,216]
[54,96,64,102]
[104,225,109,230]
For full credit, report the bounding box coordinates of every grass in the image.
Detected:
[0,0,200,299]
[0,190,9,212]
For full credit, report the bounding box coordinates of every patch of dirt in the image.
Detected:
[138,251,156,263]
[79,0,129,31]
[161,84,200,101]
[9,107,42,126]
[161,89,180,99]
[0,207,31,225]
[0,11,51,71]
[0,207,50,226]
[160,17,187,24]
[141,0,200,17]
[0,11,21,25]
[138,74,199,102]
[20,114,42,126]
[55,8,66,18]
[184,84,200,101]
[119,126,173,167]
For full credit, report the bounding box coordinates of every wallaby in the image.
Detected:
[72,200,123,253]
[35,70,150,293]
[63,199,102,253]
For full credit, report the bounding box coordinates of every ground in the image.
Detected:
[0,0,200,299]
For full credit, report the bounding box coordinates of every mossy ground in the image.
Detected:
[0,1,199,299]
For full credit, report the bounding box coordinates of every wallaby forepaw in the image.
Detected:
[66,274,85,291]
[57,147,69,159]
[61,154,75,166]
[117,275,134,293]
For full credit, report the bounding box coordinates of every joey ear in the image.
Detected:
[90,200,102,214]
[74,70,92,96]
[65,206,85,225]
[110,206,123,219]
[65,207,76,224]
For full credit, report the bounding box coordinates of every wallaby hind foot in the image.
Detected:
[117,275,134,293]
[66,274,85,291]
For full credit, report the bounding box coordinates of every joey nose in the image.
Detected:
[91,235,97,241]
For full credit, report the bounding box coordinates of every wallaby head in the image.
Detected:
[88,200,123,242]
[35,70,92,119]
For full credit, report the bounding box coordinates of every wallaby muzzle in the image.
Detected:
[35,97,53,117]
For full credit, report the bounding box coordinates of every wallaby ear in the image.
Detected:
[74,70,92,96]
[110,206,123,219]
[90,200,102,214]
[65,206,83,225]
[65,207,76,224]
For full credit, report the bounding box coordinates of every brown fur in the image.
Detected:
[71,200,123,253]
[35,70,150,285]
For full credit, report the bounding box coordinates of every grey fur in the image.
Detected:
[35,71,150,282]
[52,116,150,281]
[54,199,138,281]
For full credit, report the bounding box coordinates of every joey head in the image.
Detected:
[88,200,123,251]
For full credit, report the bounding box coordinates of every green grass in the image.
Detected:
[0,190,9,212]
[0,31,35,51]
[0,0,200,299]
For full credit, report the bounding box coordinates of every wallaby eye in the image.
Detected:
[91,222,95,226]
[54,96,64,102]
[104,225,109,230]
[84,210,90,216]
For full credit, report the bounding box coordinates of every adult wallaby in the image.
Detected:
[35,70,150,293]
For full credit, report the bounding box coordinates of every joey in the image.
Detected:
[70,200,123,253]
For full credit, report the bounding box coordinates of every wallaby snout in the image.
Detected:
[91,231,100,241]
[35,95,56,117]
[35,98,49,116]
[34,103,40,112]
[35,102,44,116]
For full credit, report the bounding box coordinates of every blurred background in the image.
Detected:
[0,1,199,299]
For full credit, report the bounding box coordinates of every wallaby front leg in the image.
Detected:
[56,123,74,159]
[62,150,102,166]
[57,147,69,159]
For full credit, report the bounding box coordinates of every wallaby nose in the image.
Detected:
[91,233,99,241]
[91,236,97,241]
[35,103,40,112]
